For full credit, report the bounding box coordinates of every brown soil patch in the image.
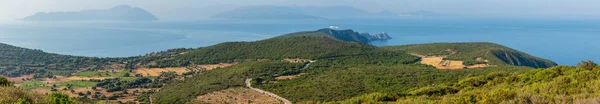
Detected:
[5,75,33,83]
[467,64,489,69]
[133,67,189,76]
[275,73,306,80]
[198,63,236,70]
[475,57,489,62]
[194,87,281,104]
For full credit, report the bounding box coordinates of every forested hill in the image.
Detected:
[383,42,557,68]
[174,36,386,64]
[0,43,109,77]
[277,28,391,44]
[0,42,192,77]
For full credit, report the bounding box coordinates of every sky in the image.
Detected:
[1,0,600,21]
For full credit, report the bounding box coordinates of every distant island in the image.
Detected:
[278,28,391,44]
[22,5,158,21]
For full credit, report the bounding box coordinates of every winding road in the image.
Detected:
[246,79,292,104]
[242,60,315,104]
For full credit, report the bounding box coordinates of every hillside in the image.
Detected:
[0,42,195,77]
[22,5,158,21]
[277,28,391,44]
[174,36,388,64]
[0,30,566,104]
[0,43,110,77]
[331,61,600,104]
[383,42,557,68]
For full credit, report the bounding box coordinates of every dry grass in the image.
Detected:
[133,67,189,76]
[415,54,488,70]
[420,56,465,69]
[194,87,281,104]
[275,73,307,80]
[0,86,46,103]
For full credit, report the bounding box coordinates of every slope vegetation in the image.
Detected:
[383,42,557,68]
[331,61,600,104]
[154,36,420,103]
[0,43,110,77]
[175,36,382,64]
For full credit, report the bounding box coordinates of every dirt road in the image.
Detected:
[245,79,292,104]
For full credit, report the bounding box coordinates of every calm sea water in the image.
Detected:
[0,19,598,65]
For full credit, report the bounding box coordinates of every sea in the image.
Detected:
[1,18,598,65]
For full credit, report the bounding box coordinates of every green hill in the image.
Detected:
[331,61,599,104]
[153,36,421,103]
[174,36,385,64]
[0,43,111,77]
[277,28,391,44]
[0,43,193,77]
[383,42,557,68]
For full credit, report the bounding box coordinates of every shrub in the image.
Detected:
[0,76,13,86]
[45,93,75,104]
[578,60,597,70]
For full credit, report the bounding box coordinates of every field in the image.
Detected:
[59,80,97,88]
[192,87,281,104]
[414,54,490,70]
[20,81,49,90]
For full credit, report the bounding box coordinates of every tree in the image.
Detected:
[0,76,14,86]
[45,92,75,104]
[578,60,597,70]
[123,73,130,77]
[91,86,97,90]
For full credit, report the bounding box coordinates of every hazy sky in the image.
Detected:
[2,0,600,20]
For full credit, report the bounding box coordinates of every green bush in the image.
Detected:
[45,93,74,104]
[0,76,13,86]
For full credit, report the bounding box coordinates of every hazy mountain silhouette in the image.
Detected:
[22,5,158,21]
